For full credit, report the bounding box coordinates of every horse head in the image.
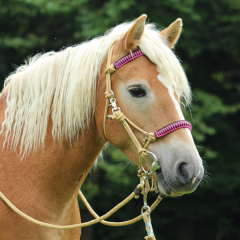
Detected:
[0,13,206,240]
[96,14,204,197]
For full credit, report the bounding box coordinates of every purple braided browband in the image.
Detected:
[111,49,193,139]
[113,48,144,69]
[155,120,192,138]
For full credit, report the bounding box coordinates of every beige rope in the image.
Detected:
[0,190,135,230]
[103,40,117,137]
[0,187,162,229]
[78,191,163,227]
[106,111,149,158]
[150,178,158,192]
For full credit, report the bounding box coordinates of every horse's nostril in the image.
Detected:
[179,163,187,178]
[175,161,192,184]
[169,159,204,193]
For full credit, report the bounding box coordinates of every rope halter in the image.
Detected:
[0,41,192,240]
[103,43,193,239]
[103,42,192,172]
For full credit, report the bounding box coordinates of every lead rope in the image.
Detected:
[78,189,162,227]
[0,181,163,230]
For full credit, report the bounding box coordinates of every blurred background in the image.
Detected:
[0,0,239,239]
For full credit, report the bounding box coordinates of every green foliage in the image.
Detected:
[0,0,240,239]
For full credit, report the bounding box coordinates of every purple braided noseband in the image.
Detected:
[155,120,192,138]
[111,48,192,138]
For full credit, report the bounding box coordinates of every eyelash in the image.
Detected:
[128,87,146,98]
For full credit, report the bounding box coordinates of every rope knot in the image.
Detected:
[148,132,156,142]
[144,236,156,240]
[114,111,126,122]
[138,148,148,158]
[104,64,116,74]
[137,169,145,178]
[105,91,114,99]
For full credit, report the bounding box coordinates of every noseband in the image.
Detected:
[104,42,192,173]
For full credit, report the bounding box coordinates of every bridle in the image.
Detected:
[103,41,192,175]
[0,41,193,240]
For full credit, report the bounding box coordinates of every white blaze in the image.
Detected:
[157,74,194,143]
[157,74,202,164]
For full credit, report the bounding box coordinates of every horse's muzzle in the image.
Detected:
[156,159,204,196]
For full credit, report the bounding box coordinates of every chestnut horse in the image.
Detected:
[0,15,204,240]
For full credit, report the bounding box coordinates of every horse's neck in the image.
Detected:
[0,94,106,212]
[38,120,106,208]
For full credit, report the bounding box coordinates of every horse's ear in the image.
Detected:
[119,14,147,51]
[160,18,183,49]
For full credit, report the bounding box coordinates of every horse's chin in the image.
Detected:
[156,169,184,197]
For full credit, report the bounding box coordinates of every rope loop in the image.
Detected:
[114,111,126,122]
[148,132,156,142]
[105,64,116,74]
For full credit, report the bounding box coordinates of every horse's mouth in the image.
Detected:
[156,169,183,197]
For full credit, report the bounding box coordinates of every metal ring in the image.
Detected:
[140,151,157,171]
[140,151,160,176]
[145,151,157,161]
[140,156,148,174]
[141,205,151,215]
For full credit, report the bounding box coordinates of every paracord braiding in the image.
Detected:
[113,49,144,69]
[155,120,192,138]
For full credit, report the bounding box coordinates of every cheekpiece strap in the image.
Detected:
[155,120,192,138]
[113,48,144,69]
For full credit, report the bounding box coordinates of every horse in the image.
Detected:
[0,14,204,240]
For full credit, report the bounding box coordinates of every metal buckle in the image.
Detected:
[141,189,151,215]
[109,95,121,115]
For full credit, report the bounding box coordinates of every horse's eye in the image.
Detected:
[128,87,146,98]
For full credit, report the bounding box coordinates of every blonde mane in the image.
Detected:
[0,21,191,155]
